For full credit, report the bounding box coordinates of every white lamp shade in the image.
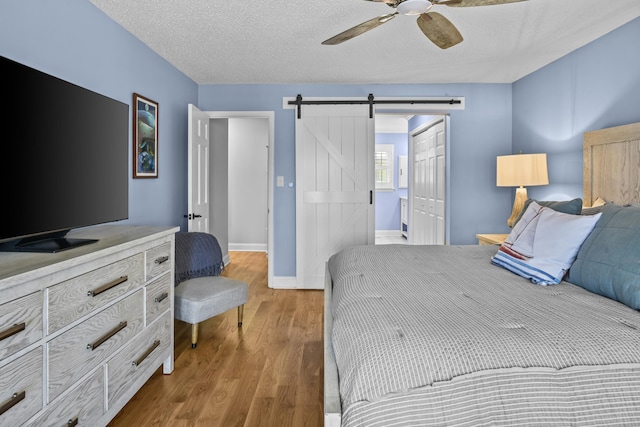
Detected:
[496,153,549,187]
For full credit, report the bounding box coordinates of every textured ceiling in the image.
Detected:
[89,0,640,85]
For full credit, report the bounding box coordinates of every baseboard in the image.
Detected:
[375,229,402,237]
[271,276,299,289]
[228,243,267,252]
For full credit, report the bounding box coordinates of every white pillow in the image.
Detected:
[492,204,602,285]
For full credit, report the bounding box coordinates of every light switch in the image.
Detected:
[277,176,284,187]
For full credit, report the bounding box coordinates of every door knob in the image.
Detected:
[183,213,203,220]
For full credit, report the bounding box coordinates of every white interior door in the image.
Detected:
[187,104,210,232]
[295,104,374,289]
[411,129,428,244]
[410,118,445,245]
[429,120,446,245]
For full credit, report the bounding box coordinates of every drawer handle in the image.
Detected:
[87,321,127,351]
[132,340,161,367]
[154,256,169,265]
[154,292,169,303]
[0,390,25,416]
[67,417,79,427]
[0,322,26,342]
[87,276,128,297]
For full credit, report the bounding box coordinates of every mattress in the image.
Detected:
[328,244,640,426]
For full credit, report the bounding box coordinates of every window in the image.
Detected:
[375,144,394,191]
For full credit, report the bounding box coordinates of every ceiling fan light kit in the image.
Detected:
[322,0,527,49]
[397,0,433,15]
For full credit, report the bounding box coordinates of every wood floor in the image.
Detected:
[108,251,324,427]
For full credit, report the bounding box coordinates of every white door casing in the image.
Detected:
[189,109,275,287]
[295,104,374,289]
[187,104,210,232]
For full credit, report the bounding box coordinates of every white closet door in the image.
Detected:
[295,104,374,289]
[412,129,428,245]
[411,119,445,245]
[426,121,445,245]
[431,121,446,245]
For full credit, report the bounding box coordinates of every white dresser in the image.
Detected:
[0,225,178,426]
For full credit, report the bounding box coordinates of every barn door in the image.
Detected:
[295,104,374,289]
[187,104,210,232]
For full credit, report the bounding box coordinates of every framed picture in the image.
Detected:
[133,93,158,178]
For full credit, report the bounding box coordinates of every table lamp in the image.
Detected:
[497,153,549,227]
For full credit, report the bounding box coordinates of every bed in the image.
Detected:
[324,121,640,426]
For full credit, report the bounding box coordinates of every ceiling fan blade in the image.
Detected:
[437,0,527,6]
[416,12,463,49]
[322,13,398,45]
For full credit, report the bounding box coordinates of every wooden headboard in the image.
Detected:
[584,122,640,207]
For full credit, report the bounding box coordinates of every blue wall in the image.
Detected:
[3,2,638,280]
[199,84,513,275]
[513,17,640,202]
[375,133,409,231]
[0,0,197,232]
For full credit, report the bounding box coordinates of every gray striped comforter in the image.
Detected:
[328,244,640,426]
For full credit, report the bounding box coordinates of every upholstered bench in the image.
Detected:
[174,276,248,348]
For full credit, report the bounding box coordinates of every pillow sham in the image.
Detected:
[567,204,640,309]
[492,202,601,285]
[513,197,583,227]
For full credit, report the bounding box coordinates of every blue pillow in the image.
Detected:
[492,202,601,285]
[567,204,640,309]
[513,198,582,227]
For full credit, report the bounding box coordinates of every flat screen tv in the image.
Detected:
[0,56,129,253]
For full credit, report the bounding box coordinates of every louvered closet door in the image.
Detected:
[295,104,374,289]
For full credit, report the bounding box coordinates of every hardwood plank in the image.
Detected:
[108,252,324,427]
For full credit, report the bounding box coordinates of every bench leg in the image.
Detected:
[238,305,244,327]
[191,323,199,349]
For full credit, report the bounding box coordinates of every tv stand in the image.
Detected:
[0,229,97,253]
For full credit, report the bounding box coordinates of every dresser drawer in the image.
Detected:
[146,243,172,281]
[107,311,171,406]
[48,290,144,401]
[48,253,145,333]
[146,274,171,325]
[31,369,104,427]
[0,347,43,426]
[0,291,42,360]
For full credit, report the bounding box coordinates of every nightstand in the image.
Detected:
[476,233,509,246]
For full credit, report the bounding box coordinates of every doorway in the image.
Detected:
[192,109,275,287]
[227,118,269,252]
[374,114,447,246]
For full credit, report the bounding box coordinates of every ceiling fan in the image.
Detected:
[322,0,527,49]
